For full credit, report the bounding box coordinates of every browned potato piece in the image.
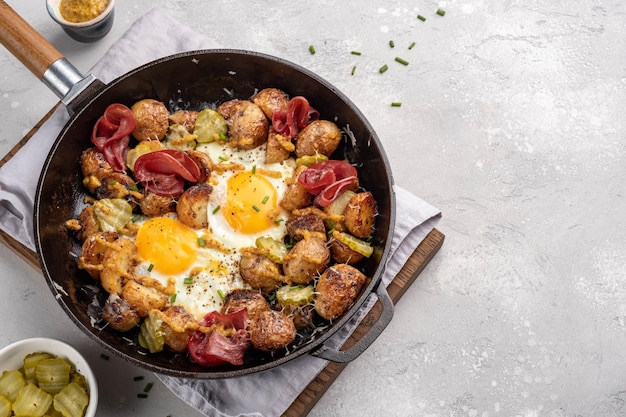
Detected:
[77,205,100,241]
[283,304,315,329]
[328,236,365,265]
[221,289,270,320]
[121,280,168,318]
[286,212,326,241]
[81,147,113,193]
[343,191,378,238]
[282,237,330,285]
[239,250,284,294]
[131,99,169,141]
[139,191,176,216]
[295,120,342,158]
[78,231,118,280]
[217,99,269,150]
[168,109,199,133]
[314,264,367,321]
[100,237,137,295]
[265,127,293,164]
[95,172,138,202]
[249,310,296,351]
[280,165,312,211]
[252,87,289,119]
[101,294,140,332]
[186,149,213,183]
[161,306,195,352]
[176,183,212,229]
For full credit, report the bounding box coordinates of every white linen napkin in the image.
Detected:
[0,8,441,417]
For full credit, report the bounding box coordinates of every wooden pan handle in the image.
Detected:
[0,0,63,79]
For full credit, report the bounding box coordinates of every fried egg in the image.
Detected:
[130,141,296,321]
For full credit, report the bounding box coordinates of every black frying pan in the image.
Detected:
[0,1,396,378]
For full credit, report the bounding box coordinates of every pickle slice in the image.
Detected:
[53,382,89,417]
[332,231,374,258]
[0,394,10,417]
[35,358,71,395]
[12,384,53,417]
[193,108,228,143]
[23,352,53,385]
[138,311,165,353]
[94,198,133,232]
[255,236,289,264]
[0,369,25,402]
[276,285,315,307]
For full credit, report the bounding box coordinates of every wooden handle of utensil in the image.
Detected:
[0,1,63,79]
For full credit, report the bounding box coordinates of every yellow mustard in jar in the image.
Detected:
[59,0,109,23]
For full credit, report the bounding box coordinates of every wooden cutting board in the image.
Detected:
[0,104,445,416]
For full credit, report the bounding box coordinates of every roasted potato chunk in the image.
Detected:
[282,237,330,284]
[239,250,285,294]
[314,263,367,321]
[81,147,113,193]
[168,109,198,133]
[77,205,100,241]
[265,127,293,164]
[280,165,312,211]
[249,310,296,351]
[295,120,342,157]
[131,99,169,141]
[95,172,138,202]
[221,289,270,321]
[343,191,377,238]
[100,237,137,295]
[252,87,289,119]
[139,191,176,217]
[101,294,140,332]
[217,99,269,150]
[78,231,117,280]
[328,236,365,265]
[161,306,195,353]
[186,149,213,183]
[176,183,212,229]
[121,280,168,318]
[286,212,326,241]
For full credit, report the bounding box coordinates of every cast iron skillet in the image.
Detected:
[0,2,396,378]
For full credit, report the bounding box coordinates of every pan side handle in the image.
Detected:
[310,282,394,363]
[0,1,63,79]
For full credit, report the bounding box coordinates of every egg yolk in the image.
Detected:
[223,171,278,234]
[135,217,198,275]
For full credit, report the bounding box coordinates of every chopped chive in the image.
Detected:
[328,219,335,229]
[100,353,110,361]
[417,14,426,21]
[408,41,416,50]
[147,263,154,272]
[133,376,145,381]
[212,205,221,214]
[184,277,194,285]
[379,64,389,73]
[436,8,446,16]
[217,289,225,299]
[351,65,357,75]
[197,237,206,247]
[143,382,154,393]
[395,57,409,66]
[108,179,118,186]
[389,40,395,48]
[351,51,362,56]
[170,293,177,303]
[137,393,148,399]
[391,102,402,107]
[218,133,228,141]
[131,214,141,223]
[252,205,261,212]
[251,165,257,174]
[261,195,269,204]
[218,155,228,161]
[274,218,284,223]
[268,292,276,302]
[365,235,374,242]
[309,45,316,54]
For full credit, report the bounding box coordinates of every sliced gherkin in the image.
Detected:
[53,382,89,417]
[0,394,10,417]
[255,236,289,264]
[138,311,165,353]
[0,369,25,402]
[36,358,71,395]
[23,352,53,385]
[332,231,374,258]
[93,198,133,232]
[295,153,329,167]
[276,284,315,307]
[12,383,53,417]
[193,108,228,143]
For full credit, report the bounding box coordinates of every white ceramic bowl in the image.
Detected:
[46,0,115,43]
[0,337,98,417]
